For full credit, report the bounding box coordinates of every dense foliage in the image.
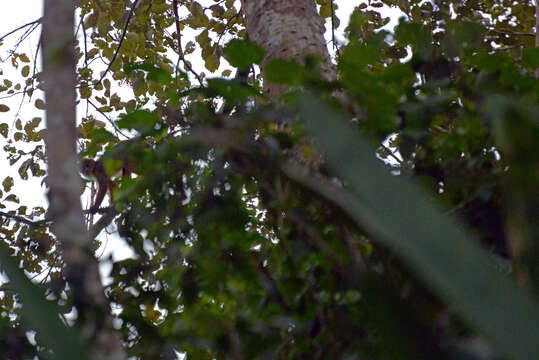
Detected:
[0,1,538,359]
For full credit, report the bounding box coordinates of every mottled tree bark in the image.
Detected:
[240,0,335,97]
[41,0,126,359]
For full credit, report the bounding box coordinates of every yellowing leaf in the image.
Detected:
[133,81,147,97]
[85,13,98,28]
[94,120,106,127]
[19,53,30,63]
[319,4,331,18]
[0,104,9,112]
[0,123,8,138]
[126,99,136,112]
[21,65,30,77]
[4,194,20,203]
[35,99,45,110]
[80,86,92,99]
[153,3,169,14]
[205,52,220,72]
[14,132,24,141]
[2,176,14,192]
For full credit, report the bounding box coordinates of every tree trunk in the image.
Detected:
[41,1,126,358]
[240,0,335,97]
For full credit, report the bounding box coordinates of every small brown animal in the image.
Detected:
[81,141,140,213]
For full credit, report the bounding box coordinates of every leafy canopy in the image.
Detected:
[0,1,538,359]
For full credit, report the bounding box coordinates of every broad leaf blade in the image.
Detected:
[296,94,539,360]
[0,243,90,360]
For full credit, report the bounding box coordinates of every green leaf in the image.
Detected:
[522,48,539,70]
[116,109,159,134]
[264,59,305,86]
[125,62,172,84]
[205,78,256,102]
[294,94,539,360]
[223,39,265,71]
[152,3,169,14]
[90,127,115,144]
[103,157,123,176]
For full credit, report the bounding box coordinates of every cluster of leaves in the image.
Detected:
[0,1,538,359]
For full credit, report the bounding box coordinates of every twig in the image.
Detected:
[487,28,535,37]
[89,207,117,239]
[97,0,139,84]
[330,0,340,57]
[215,8,242,45]
[0,90,27,100]
[341,228,366,271]
[253,253,289,312]
[379,143,402,164]
[172,0,204,86]
[0,21,41,63]
[445,190,480,215]
[81,15,89,69]
[87,99,129,138]
[0,18,42,42]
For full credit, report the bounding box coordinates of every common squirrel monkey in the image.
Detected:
[81,141,141,213]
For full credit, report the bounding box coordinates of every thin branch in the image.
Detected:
[487,28,535,37]
[89,207,116,239]
[253,253,289,312]
[0,18,42,42]
[489,44,522,52]
[379,143,402,164]
[0,21,41,63]
[87,99,129,138]
[0,210,52,228]
[97,0,139,84]
[0,90,27,100]
[172,0,204,86]
[330,0,340,57]
[81,15,89,69]
[341,228,366,271]
[215,8,242,45]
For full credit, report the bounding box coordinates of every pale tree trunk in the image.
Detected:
[41,0,126,358]
[240,0,335,97]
